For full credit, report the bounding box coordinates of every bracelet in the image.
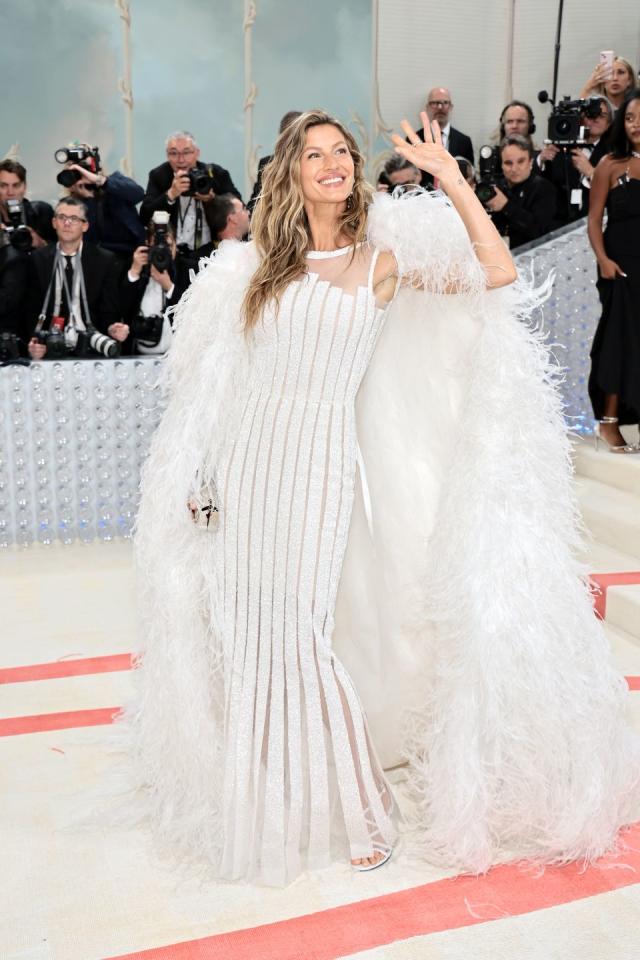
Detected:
[166,193,176,205]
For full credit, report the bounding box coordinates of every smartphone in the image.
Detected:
[599,50,614,80]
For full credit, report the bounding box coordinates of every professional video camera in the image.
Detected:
[186,167,213,197]
[148,210,172,271]
[538,92,602,147]
[54,144,102,188]
[476,145,500,204]
[4,199,32,252]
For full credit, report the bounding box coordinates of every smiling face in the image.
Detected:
[624,97,640,149]
[501,144,533,186]
[299,124,355,206]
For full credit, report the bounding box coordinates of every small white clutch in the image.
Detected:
[188,479,220,531]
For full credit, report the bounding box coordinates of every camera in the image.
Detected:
[538,93,601,147]
[149,210,172,271]
[54,144,101,187]
[186,167,212,196]
[0,331,21,363]
[476,145,500,204]
[35,327,69,359]
[35,325,120,359]
[4,199,32,252]
[130,314,164,346]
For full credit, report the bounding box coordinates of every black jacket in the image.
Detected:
[25,242,120,338]
[119,259,191,324]
[539,139,609,228]
[490,173,557,250]
[140,160,241,228]
[82,171,145,257]
[414,126,475,188]
[0,244,28,341]
[248,155,271,214]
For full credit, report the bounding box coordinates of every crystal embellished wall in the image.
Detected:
[0,221,600,547]
[515,220,598,433]
[0,358,163,548]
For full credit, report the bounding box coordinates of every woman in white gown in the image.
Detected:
[129,111,640,886]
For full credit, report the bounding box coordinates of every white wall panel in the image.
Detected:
[377,0,640,163]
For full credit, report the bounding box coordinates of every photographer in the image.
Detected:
[141,131,241,267]
[484,135,556,250]
[25,197,122,360]
[498,101,537,143]
[0,160,55,249]
[56,143,145,268]
[538,97,613,227]
[121,213,190,355]
[0,235,28,359]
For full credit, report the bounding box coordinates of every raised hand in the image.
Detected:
[390,113,460,186]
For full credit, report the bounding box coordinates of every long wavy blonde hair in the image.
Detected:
[242,110,372,330]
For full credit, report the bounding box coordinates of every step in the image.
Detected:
[606,583,640,645]
[572,435,640,497]
[574,475,640,560]
[603,623,640,673]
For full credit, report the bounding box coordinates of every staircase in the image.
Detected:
[573,435,640,649]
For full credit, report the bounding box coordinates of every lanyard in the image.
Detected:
[177,196,203,249]
[37,250,90,332]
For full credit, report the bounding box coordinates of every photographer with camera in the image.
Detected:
[538,97,613,227]
[121,211,190,355]
[25,197,122,361]
[55,143,145,269]
[0,160,55,250]
[483,135,556,250]
[141,131,241,268]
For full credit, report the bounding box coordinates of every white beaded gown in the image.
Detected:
[129,191,640,888]
[217,244,396,884]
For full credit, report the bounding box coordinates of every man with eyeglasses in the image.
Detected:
[140,131,241,267]
[413,87,474,187]
[24,197,122,360]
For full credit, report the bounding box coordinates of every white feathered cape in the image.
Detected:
[129,190,640,880]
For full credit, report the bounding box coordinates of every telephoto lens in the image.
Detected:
[89,331,121,358]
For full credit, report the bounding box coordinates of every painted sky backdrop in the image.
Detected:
[1,0,372,202]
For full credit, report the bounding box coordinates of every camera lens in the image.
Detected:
[57,169,82,188]
[54,149,69,164]
[556,118,571,136]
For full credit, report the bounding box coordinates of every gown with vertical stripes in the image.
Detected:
[129,190,640,891]
[216,242,396,884]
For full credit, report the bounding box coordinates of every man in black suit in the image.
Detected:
[414,87,474,187]
[485,135,556,250]
[141,131,241,267]
[25,197,122,360]
[0,160,56,248]
[537,96,612,227]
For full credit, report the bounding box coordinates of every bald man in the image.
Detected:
[414,87,474,187]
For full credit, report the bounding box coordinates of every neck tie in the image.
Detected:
[63,255,74,321]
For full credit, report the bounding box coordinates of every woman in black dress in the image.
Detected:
[588,88,640,452]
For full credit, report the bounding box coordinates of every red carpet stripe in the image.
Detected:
[1,679,639,739]
[0,707,120,737]
[0,653,134,684]
[106,823,640,960]
[589,571,640,619]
